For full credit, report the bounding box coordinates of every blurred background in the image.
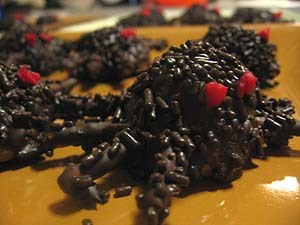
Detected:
[0,0,299,33]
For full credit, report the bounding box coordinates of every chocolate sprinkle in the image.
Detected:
[0,63,124,162]
[172,4,225,25]
[118,7,167,27]
[230,8,292,23]
[114,185,132,198]
[82,218,93,225]
[66,26,167,82]
[203,24,280,88]
[0,22,70,76]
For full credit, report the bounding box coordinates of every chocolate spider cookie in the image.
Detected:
[0,22,70,76]
[230,8,291,23]
[0,63,124,162]
[203,24,280,88]
[118,7,167,27]
[58,41,300,225]
[172,4,224,25]
[36,15,58,25]
[67,27,167,82]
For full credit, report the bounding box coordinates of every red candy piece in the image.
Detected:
[237,71,257,98]
[24,33,37,46]
[205,82,228,108]
[273,11,282,20]
[18,65,41,85]
[120,28,136,39]
[140,8,151,17]
[258,27,270,41]
[14,13,25,21]
[212,7,220,15]
[39,33,53,43]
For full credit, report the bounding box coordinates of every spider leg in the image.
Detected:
[16,121,127,160]
[57,128,140,203]
[137,144,190,225]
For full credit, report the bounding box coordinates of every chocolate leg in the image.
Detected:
[57,142,128,200]
[57,128,140,203]
[55,93,120,119]
[16,122,127,160]
[137,182,172,225]
[257,96,300,147]
[40,122,127,153]
[49,78,78,94]
[289,121,300,136]
[143,38,168,51]
[137,146,190,225]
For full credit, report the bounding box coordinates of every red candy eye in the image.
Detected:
[18,65,41,85]
[212,7,220,15]
[258,27,270,41]
[237,71,257,98]
[140,8,151,17]
[273,11,282,20]
[14,13,25,21]
[39,33,53,43]
[120,28,136,39]
[205,82,228,108]
[24,33,37,46]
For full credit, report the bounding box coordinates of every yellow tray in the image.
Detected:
[1,24,300,225]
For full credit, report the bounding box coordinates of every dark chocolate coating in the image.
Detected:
[118,8,167,27]
[45,0,62,9]
[36,15,58,25]
[230,8,292,23]
[0,22,70,76]
[82,218,93,225]
[66,26,167,82]
[203,24,280,88]
[114,185,132,198]
[0,63,122,162]
[172,4,225,25]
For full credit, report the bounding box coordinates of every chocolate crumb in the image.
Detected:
[82,218,93,225]
[114,185,132,198]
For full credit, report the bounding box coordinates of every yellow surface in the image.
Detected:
[1,25,300,225]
